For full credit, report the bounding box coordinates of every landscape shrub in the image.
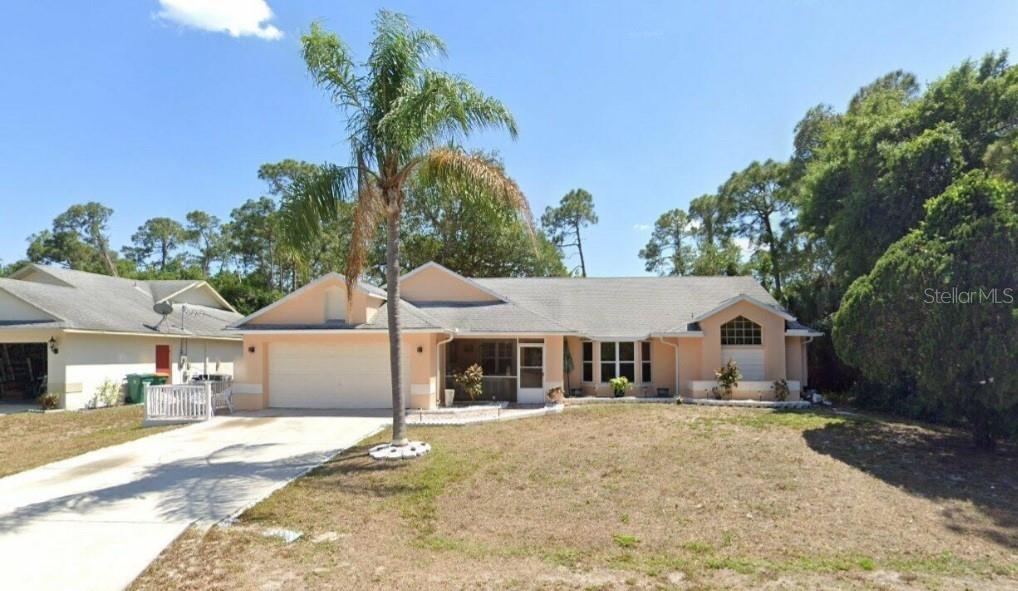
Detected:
[90,378,123,409]
[608,376,631,397]
[38,392,60,410]
[713,359,741,399]
[773,379,790,401]
[452,364,484,401]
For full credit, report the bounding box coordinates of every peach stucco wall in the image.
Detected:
[785,336,805,384]
[252,278,380,326]
[543,335,564,395]
[400,265,500,302]
[559,301,807,399]
[562,336,679,397]
[698,300,786,383]
[677,338,702,397]
[233,331,441,410]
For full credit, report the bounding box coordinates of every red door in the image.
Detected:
[155,345,171,377]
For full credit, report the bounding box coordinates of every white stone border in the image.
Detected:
[679,397,810,409]
[407,404,564,426]
[563,396,677,405]
[400,395,812,427]
[369,441,431,460]
[415,401,509,415]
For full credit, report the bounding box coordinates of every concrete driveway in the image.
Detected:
[0,410,389,591]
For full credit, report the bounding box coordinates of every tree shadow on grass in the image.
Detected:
[294,442,425,499]
[802,415,1018,550]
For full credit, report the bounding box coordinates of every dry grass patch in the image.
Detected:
[134,405,1018,590]
[0,405,178,477]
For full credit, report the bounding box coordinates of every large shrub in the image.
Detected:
[834,172,1018,448]
[453,364,484,401]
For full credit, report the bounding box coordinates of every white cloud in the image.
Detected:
[632,223,651,232]
[157,0,283,40]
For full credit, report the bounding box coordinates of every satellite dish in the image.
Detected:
[153,302,174,316]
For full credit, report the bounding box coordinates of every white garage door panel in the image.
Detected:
[269,341,401,408]
[721,347,765,380]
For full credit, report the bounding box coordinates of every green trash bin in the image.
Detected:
[126,374,143,404]
[136,374,169,404]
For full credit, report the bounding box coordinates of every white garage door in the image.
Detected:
[721,347,765,380]
[269,341,403,408]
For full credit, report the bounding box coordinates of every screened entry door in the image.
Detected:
[517,343,545,404]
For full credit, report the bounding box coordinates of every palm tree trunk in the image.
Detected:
[385,209,408,446]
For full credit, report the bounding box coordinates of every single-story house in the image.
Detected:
[230,262,821,410]
[0,264,244,409]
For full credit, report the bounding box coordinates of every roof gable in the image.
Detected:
[9,264,74,287]
[0,285,61,323]
[232,273,385,328]
[400,262,506,304]
[0,265,242,338]
[151,281,238,313]
[687,294,795,325]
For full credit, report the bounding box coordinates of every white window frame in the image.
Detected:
[599,341,636,383]
[581,340,594,383]
[720,316,762,346]
[640,341,652,383]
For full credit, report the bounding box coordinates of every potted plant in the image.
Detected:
[608,376,632,398]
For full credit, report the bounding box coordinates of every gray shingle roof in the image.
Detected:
[0,265,242,338]
[469,276,782,339]
[239,300,442,331]
[230,265,805,338]
[410,300,575,334]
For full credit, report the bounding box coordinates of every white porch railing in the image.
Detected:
[144,378,233,424]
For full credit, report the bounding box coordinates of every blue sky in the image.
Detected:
[1,1,1016,276]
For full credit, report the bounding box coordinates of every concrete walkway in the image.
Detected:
[0,411,389,591]
[0,402,40,415]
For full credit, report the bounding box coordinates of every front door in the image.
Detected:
[155,345,171,378]
[517,343,544,404]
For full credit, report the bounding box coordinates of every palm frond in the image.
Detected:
[281,164,356,251]
[367,11,447,121]
[379,71,518,152]
[302,23,365,112]
[419,148,534,240]
[344,158,387,310]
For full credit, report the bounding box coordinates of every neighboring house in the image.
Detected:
[230,262,821,410]
[0,264,244,409]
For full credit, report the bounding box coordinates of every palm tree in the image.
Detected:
[291,12,532,447]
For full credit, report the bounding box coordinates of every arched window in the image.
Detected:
[720,316,761,346]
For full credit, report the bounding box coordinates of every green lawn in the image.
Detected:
[134,404,1017,590]
[0,405,178,477]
